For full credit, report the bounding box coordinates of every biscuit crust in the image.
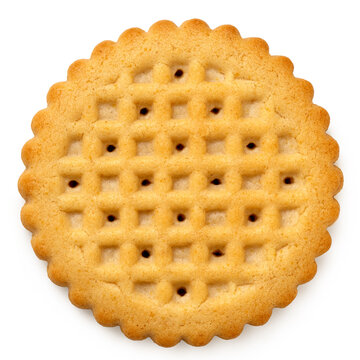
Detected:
[19,19,343,346]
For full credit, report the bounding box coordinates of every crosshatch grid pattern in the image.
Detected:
[57,61,308,306]
[18,19,343,346]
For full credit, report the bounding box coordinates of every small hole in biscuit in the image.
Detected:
[141,179,151,187]
[139,175,154,190]
[106,144,116,152]
[68,180,79,188]
[174,69,183,78]
[102,140,118,156]
[140,107,149,116]
[207,102,223,118]
[245,209,261,226]
[248,214,258,222]
[107,215,116,222]
[209,246,226,262]
[284,177,294,185]
[136,103,152,119]
[174,210,188,225]
[176,143,185,151]
[177,287,187,296]
[212,249,224,257]
[211,107,220,115]
[280,173,299,189]
[244,139,260,153]
[141,249,151,258]
[172,138,188,154]
[177,214,186,222]
[211,178,221,186]
[172,65,188,83]
[209,176,224,189]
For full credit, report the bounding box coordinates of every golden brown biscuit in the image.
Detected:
[19,19,343,346]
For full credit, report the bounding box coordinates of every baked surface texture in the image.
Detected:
[19,19,343,346]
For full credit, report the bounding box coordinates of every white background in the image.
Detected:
[1,0,358,358]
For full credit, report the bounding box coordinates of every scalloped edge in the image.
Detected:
[19,19,343,347]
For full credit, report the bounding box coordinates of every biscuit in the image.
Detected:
[19,19,343,346]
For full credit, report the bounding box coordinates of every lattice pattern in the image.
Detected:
[20,20,342,346]
[58,60,307,305]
